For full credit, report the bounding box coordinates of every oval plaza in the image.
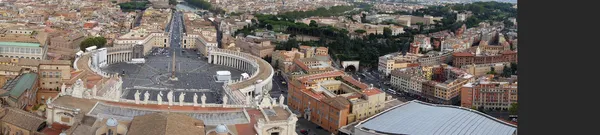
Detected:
[43,10,296,135]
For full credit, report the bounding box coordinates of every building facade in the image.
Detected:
[453,49,517,67]
[287,71,385,134]
[38,60,72,90]
[0,42,44,60]
[389,64,474,104]
[461,80,518,110]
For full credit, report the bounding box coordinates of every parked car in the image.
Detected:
[300,129,308,135]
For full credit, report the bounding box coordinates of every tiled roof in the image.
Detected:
[0,107,46,131]
[453,52,474,57]
[128,112,206,135]
[322,96,351,110]
[0,64,22,72]
[297,70,345,83]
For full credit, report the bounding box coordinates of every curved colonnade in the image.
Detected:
[74,45,273,106]
[106,45,133,64]
[207,48,274,105]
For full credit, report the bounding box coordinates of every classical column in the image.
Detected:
[224,56,227,66]
[229,57,232,67]
[208,54,212,64]
[219,55,222,65]
[235,59,239,69]
[218,55,222,65]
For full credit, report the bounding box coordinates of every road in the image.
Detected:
[169,11,184,58]
[269,73,288,104]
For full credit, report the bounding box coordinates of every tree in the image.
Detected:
[509,103,518,115]
[263,56,272,63]
[80,37,107,51]
[487,67,497,75]
[266,24,274,30]
[354,29,366,36]
[185,0,212,10]
[309,20,318,27]
[383,27,392,38]
[273,60,279,69]
[502,65,512,77]
[510,62,517,75]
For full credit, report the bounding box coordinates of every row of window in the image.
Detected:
[0,55,41,59]
[42,72,62,78]
[0,46,42,54]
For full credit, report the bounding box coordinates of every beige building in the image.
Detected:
[0,58,40,73]
[292,57,335,75]
[47,31,85,59]
[378,52,422,76]
[0,64,22,77]
[461,62,510,76]
[140,7,172,31]
[271,48,305,72]
[38,60,72,90]
[0,107,47,135]
[48,32,85,50]
[389,65,474,104]
[234,36,276,58]
[183,12,218,56]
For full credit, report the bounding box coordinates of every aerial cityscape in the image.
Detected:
[0,0,517,135]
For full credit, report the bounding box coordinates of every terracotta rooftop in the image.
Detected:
[501,50,517,55]
[264,106,291,121]
[51,95,99,113]
[41,123,70,135]
[297,70,345,83]
[453,52,475,57]
[342,76,368,89]
[0,107,46,131]
[128,112,207,135]
[322,96,351,110]
[0,64,22,72]
[301,89,326,100]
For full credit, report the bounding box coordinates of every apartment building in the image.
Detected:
[452,46,517,67]
[140,7,172,31]
[287,71,385,134]
[183,12,218,56]
[461,77,518,110]
[389,64,474,104]
[413,34,433,51]
[461,62,511,77]
[377,52,421,76]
